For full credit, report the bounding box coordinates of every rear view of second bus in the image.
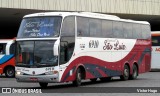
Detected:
[151,32,160,71]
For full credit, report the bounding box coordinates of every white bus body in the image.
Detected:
[151,32,160,70]
[15,12,151,87]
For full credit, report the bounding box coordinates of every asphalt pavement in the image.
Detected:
[0,72,159,96]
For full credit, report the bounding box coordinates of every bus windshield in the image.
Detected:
[17,16,62,38]
[16,41,58,67]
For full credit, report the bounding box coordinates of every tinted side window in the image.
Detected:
[77,17,89,37]
[146,25,151,39]
[132,24,142,39]
[61,16,75,36]
[60,16,75,64]
[89,19,102,37]
[0,43,6,54]
[113,21,123,38]
[142,25,151,39]
[123,22,132,39]
[102,20,113,38]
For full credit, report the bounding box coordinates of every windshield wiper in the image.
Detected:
[16,63,30,67]
[34,63,55,67]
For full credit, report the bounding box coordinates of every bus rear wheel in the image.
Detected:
[39,82,48,88]
[5,67,15,78]
[129,65,138,80]
[120,65,130,81]
[73,68,82,86]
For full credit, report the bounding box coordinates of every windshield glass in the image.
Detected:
[16,41,58,67]
[17,16,62,38]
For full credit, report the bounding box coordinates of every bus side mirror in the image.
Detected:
[53,39,59,56]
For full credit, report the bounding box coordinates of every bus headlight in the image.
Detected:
[16,71,24,75]
[45,71,58,75]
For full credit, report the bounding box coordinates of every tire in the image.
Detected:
[5,67,15,78]
[100,77,112,82]
[73,68,82,86]
[120,65,130,81]
[39,82,48,88]
[90,78,97,82]
[129,65,138,80]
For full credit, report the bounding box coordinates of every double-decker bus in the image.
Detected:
[151,31,160,70]
[15,12,151,88]
[0,39,15,77]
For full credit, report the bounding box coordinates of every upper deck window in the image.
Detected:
[17,16,62,38]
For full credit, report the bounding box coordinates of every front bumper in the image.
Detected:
[16,75,59,83]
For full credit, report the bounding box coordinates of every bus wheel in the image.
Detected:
[100,77,112,82]
[39,82,48,88]
[5,67,15,78]
[90,78,97,82]
[120,65,130,81]
[129,65,138,80]
[73,68,82,86]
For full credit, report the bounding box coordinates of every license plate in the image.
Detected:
[30,78,38,81]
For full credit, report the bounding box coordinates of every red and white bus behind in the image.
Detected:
[15,12,151,88]
[151,32,160,70]
[0,39,15,77]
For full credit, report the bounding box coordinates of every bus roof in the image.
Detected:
[23,12,149,25]
[151,31,160,36]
